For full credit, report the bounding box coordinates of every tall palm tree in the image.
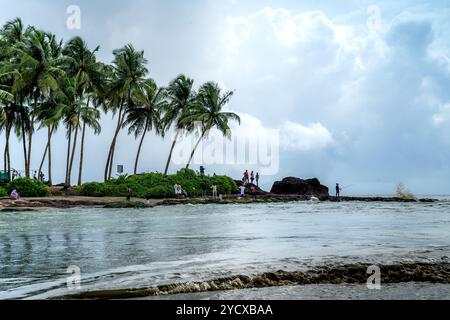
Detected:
[161,74,197,175]
[13,29,65,177]
[103,44,148,181]
[62,36,104,186]
[181,82,240,169]
[124,79,165,175]
[0,18,31,179]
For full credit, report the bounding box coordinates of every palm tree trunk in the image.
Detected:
[6,126,11,181]
[48,129,52,186]
[4,124,11,180]
[65,124,72,186]
[104,105,123,181]
[186,130,207,169]
[108,110,127,180]
[67,124,79,187]
[21,119,28,178]
[134,122,148,175]
[164,130,180,176]
[38,137,48,179]
[27,99,36,178]
[38,126,54,181]
[77,121,86,186]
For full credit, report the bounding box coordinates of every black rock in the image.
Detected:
[270,177,329,199]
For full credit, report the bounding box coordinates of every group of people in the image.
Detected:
[32,171,45,183]
[242,170,259,187]
[239,170,259,200]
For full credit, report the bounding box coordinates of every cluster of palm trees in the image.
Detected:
[0,18,240,186]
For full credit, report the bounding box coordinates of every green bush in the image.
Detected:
[146,185,174,199]
[0,187,8,197]
[7,178,49,197]
[78,169,237,199]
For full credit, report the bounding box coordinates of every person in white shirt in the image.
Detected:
[239,185,246,197]
[211,185,218,199]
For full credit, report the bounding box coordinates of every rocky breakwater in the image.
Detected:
[270,177,329,200]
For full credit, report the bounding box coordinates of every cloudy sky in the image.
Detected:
[1,0,450,195]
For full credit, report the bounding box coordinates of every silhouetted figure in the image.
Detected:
[336,183,341,199]
[256,172,260,187]
[126,187,132,201]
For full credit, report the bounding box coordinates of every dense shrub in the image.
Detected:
[78,169,237,199]
[7,178,49,197]
[0,187,8,197]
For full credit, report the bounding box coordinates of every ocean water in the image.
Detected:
[0,200,449,299]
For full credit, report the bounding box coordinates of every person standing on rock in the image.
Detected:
[251,185,257,200]
[256,172,260,187]
[243,170,249,184]
[336,183,341,199]
[250,171,255,185]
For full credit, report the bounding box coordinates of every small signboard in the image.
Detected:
[117,165,124,174]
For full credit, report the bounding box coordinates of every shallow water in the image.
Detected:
[1,200,450,299]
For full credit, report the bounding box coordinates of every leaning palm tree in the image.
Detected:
[35,96,62,186]
[161,74,197,175]
[181,82,240,169]
[124,79,165,175]
[103,44,149,181]
[77,98,101,185]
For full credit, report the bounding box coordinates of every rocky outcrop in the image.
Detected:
[270,177,329,199]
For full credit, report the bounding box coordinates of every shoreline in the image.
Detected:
[53,262,450,300]
[0,194,440,211]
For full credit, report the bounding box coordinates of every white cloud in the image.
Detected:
[433,103,450,127]
[281,121,334,152]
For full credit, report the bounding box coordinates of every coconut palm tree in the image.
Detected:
[13,29,65,177]
[161,74,197,175]
[124,79,165,175]
[0,18,31,179]
[103,44,148,181]
[181,82,240,169]
[62,36,104,186]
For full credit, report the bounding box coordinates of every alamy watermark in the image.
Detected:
[367,5,382,32]
[367,265,381,290]
[171,122,280,175]
[66,5,81,30]
[66,265,81,290]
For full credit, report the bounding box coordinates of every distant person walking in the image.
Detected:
[256,172,260,187]
[126,187,132,201]
[336,183,341,199]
